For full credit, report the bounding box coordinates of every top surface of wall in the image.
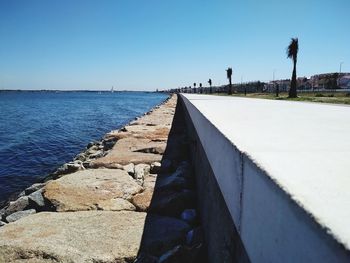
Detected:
[182,94,350,250]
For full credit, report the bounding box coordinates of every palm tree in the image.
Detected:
[193,83,196,94]
[226,67,233,95]
[199,83,203,94]
[208,79,212,94]
[287,38,299,98]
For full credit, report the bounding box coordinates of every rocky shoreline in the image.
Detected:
[0,95,205,262]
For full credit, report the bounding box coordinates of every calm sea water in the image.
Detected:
[0,91,168,203]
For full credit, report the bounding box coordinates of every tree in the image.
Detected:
[208,79,212,94]
[287,38,299,98]
[193,83,196,94]
[226,67,233,95]
[199,83,203,94]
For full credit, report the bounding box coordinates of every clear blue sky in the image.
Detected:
[0,0,349,90]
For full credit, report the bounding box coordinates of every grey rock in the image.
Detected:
[0,208,5,221]
[149,190,196,217]
[24,183,46,195]
[83,161,91,168]
[17,191,26,198]
[73,160,84,166]
[123,163,135,176]
[74,152,87,161]
[55,164,70,174]
[176,161,192,176]
[140,214,190,256]
[28,189,45,208]
[6,209,36,223]
[89,150,104,159]
[4,196,29,217]
[181,209,197,225]
[156,171,189,191]
[134,253,158,263]
[186,227,204,247]
[150,161,162,174]
[0,221,7,227]
[87,141,99,149]
[134,164,150,185]
[158,245,183,263]
[103,139,116,151]
[55,161,82,175]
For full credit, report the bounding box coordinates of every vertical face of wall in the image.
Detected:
[182,98,250,263]
[241,157,350,263]
[181,96,244,228]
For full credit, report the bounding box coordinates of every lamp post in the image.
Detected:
[241,75,246,96]
[273,69,276,93]
[340,62,344,74]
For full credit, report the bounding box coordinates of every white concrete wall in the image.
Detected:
[181,95,244,229]
[180,94,350,263]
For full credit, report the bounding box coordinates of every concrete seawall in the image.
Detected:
[179,94,350,262]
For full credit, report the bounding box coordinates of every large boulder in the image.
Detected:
[28,189,45,209]
[132,190,153,212]
[123,163,135,176]
[134,164,150,185]
[43,169,142,212]
[156,172,190,191]
[149,190,196,217]
[130,174,157,212]
[90,137,164,167]
[24,183,46,195]
[3,196,29,217]
[95,198,136,211]
[0,211,147,262]
[54,161,84,176]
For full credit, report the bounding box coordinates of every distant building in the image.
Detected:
[297,77,312,90]
[310,73,350,89]
[265,79,290,92]
[338,75,350,89]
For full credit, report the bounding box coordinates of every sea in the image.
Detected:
[0,91,168,204]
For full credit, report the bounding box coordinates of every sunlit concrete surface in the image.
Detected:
[181,94,350,262]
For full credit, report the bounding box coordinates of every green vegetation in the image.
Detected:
[223,92,350,105]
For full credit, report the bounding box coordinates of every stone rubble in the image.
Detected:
[5,209,36,223]
[28,189,45,209]
[0,94,205,262]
